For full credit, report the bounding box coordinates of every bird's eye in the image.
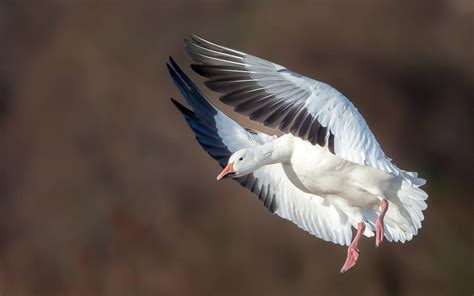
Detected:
[239,157,243,161]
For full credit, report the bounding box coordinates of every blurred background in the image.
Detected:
[0,1,473,295]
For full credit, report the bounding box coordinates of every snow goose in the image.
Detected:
[167,35,428,273]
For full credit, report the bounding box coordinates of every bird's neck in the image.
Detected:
[255,135,293,167]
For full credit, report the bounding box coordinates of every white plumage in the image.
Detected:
[169,35,428,272]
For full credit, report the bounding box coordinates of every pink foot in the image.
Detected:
[340,245,359,273]
[340,222,365,273]
[375,199,389,247]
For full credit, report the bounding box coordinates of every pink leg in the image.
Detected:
[375,198,389,247]
[340,222,365,273]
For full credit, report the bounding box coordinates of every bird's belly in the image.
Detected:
[285,139,396,207]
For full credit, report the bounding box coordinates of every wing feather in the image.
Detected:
[186,35,407,177]
[169,58,353,245]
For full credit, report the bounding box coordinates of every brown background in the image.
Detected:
[0,1,473,295]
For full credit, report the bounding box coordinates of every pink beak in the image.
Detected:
[216,163,235,180]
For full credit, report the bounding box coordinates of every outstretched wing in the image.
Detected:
[185,35,403,176]
[168,58,353,245]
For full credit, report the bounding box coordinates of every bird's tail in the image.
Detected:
[382,173,428,242]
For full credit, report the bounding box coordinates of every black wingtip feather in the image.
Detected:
[167,58,217,118]
[168,56,198,91]
[190,63,201,73]
[170,98,194,117]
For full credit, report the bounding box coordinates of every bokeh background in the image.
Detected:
[1,1,473,295]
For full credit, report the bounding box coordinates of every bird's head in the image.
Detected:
[216,149,259,180]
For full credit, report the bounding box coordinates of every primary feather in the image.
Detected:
[168,58,353,245]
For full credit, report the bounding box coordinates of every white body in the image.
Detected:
[279,134,396,208]
[172,35,428,247]
[237,133,426,242]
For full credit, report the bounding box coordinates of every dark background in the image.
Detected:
[1,1,473,295]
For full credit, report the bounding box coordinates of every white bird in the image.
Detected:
[168,35,428,273]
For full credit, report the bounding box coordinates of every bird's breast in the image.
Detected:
[286,139,350,195]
